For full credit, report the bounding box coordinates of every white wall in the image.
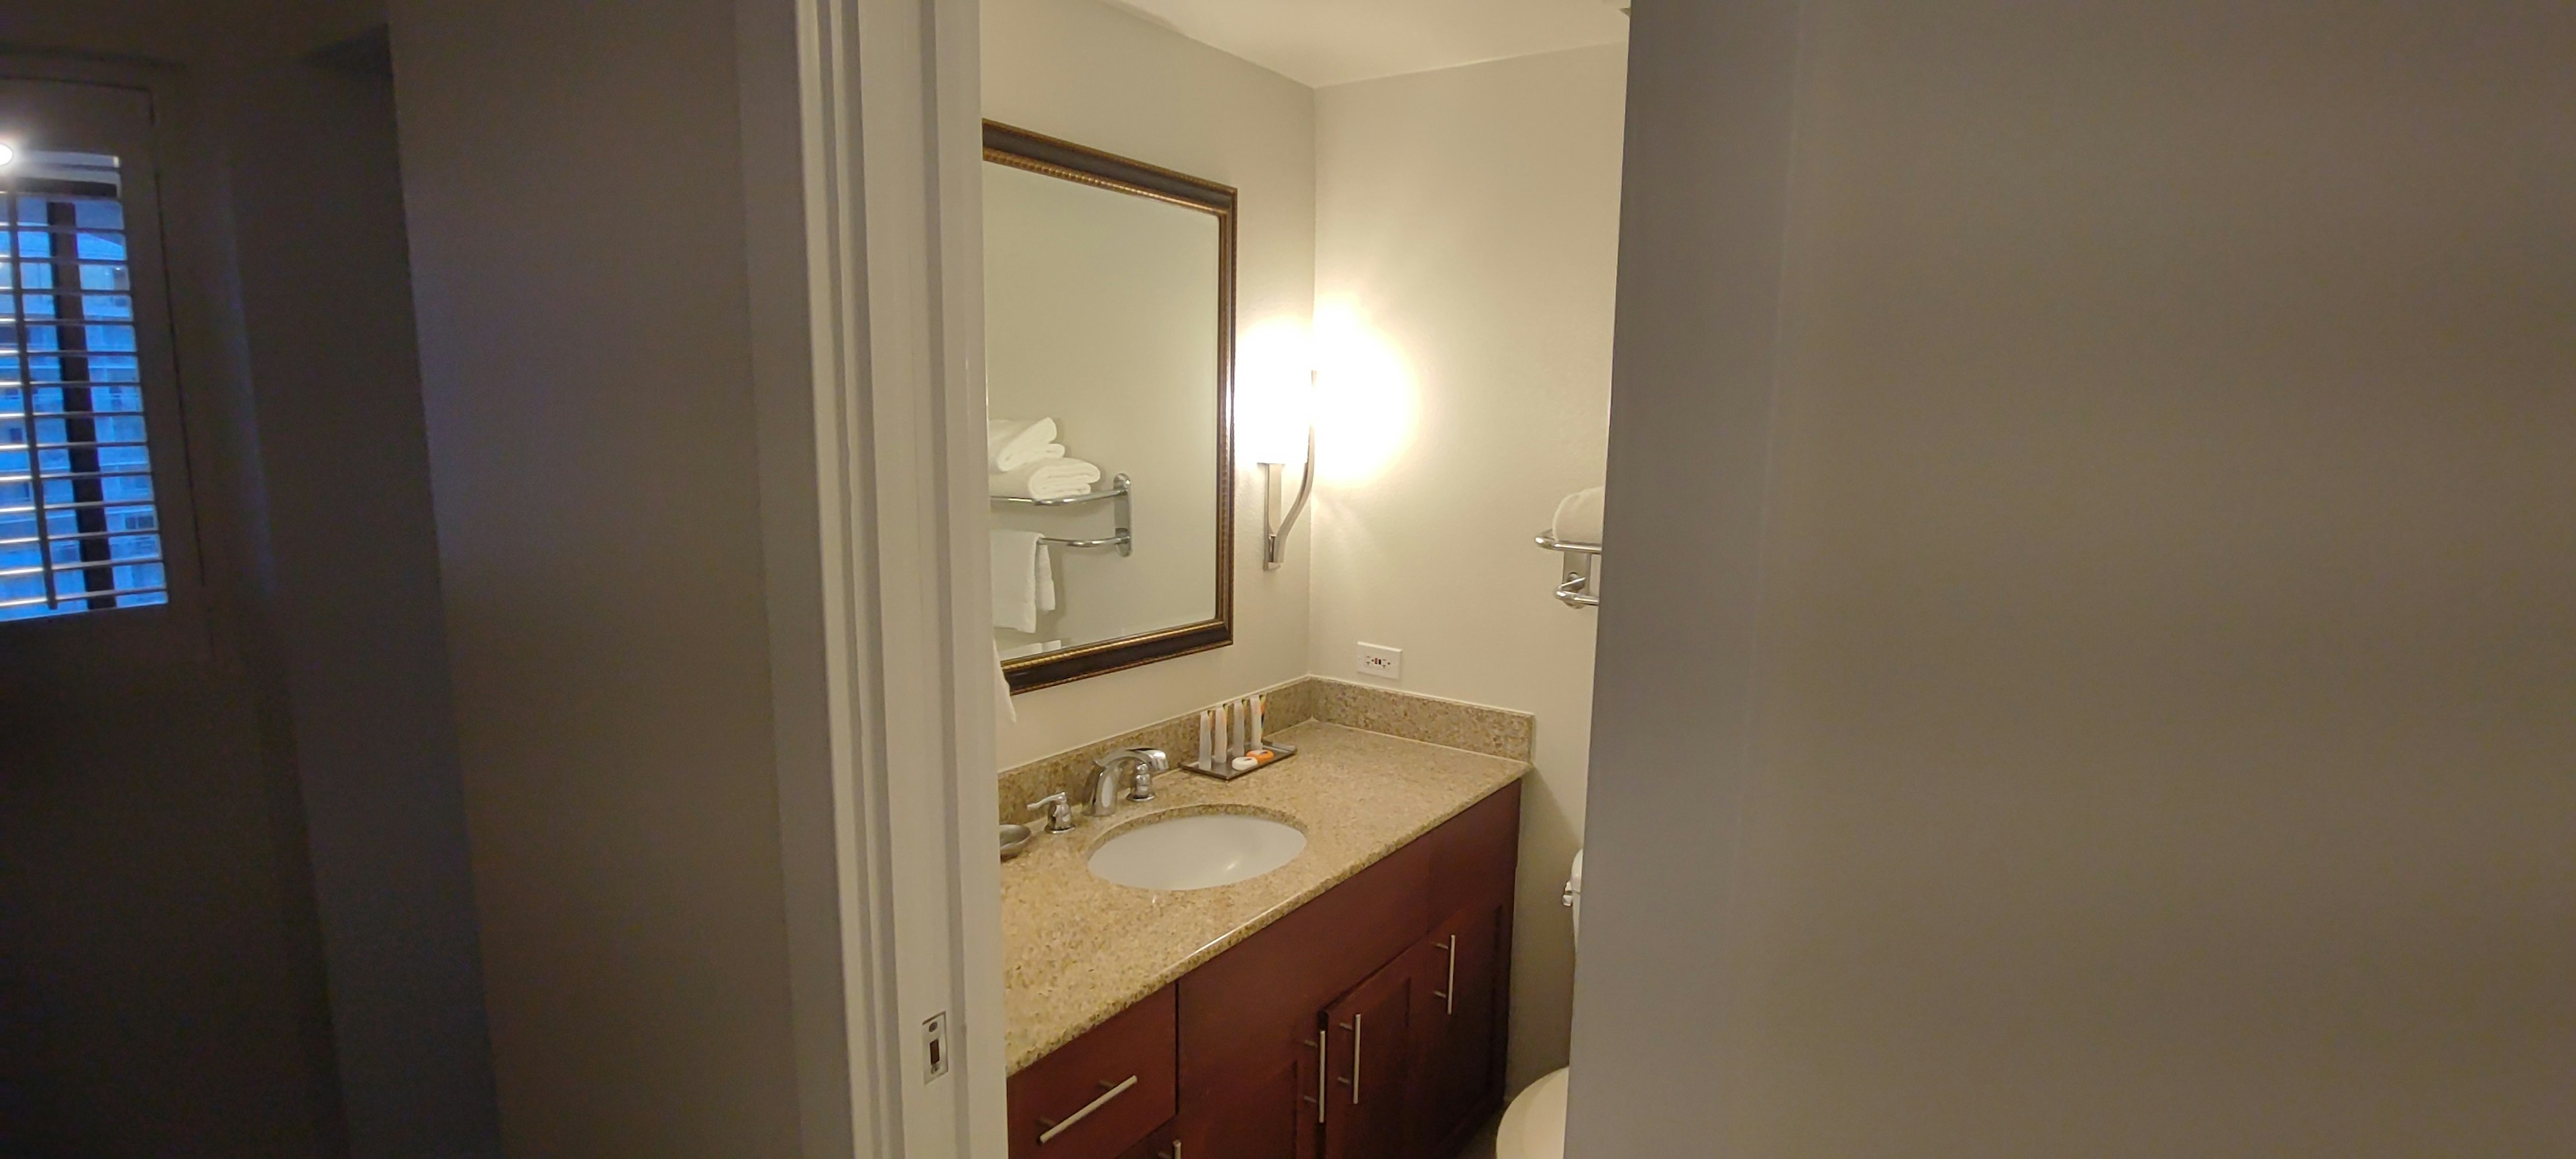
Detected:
[984,0,1316,767]
[1310,44,1626,1090]
[1574,1,2576,1156]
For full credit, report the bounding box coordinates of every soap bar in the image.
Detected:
[1230,755,1259,773]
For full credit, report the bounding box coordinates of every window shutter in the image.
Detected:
[0,148,166,620]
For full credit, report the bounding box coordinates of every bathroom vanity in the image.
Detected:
[1002,721,1526,1159]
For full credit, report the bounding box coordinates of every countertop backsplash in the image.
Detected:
[997,676,1535,823]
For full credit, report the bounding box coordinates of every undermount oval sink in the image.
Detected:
[1088,813,1307,891]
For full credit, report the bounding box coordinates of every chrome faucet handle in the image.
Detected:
[1028,792,1075,834]
[1127,748,1169,802]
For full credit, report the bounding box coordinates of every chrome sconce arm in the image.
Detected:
[1261,426,1316,570]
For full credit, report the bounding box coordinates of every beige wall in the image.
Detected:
[388,1,802,1154]
[984,0,1316,767]
[1574,1,2576,1156]
[1311,44,1626,1091]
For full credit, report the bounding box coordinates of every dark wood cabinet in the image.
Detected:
[1007,987,1178,1159]
[1014,783,1520,1159]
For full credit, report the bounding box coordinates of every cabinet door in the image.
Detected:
[1318,941,1439,1159]
[1116,1120,1179,1159]
[1175,1059,1307,1159]
[1409,901,1509,1153]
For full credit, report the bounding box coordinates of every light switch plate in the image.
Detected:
[1356,643,1403,680]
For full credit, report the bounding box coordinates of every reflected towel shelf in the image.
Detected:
[994,473,1133,556]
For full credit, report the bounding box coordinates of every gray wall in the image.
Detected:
[224,30,502,1158]
[0,4,499,1156]
[386,1,808,1154]
[1573,1,2576,1156]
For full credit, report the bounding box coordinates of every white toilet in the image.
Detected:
[1495,850,1580,1159]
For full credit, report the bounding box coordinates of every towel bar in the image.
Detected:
[995,474,1132,557]
[1534,530,1602,608]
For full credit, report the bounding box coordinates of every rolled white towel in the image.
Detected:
[991,457,1104,501]
[987,417,1065,473]
[1551,486,1605,544]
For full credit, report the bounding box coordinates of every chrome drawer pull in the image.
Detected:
[1338,1016,1363,1105]
[1433,934,1457,1014]
[1035,1074,1138,1145]
[1301,1035,1327,1123]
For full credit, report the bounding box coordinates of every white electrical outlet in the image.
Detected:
[1356,643,1403,680]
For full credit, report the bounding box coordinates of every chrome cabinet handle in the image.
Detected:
[1300,1034,1327,1123]
[1333,1016,1364,1105]
[1432,934,1457,1014]
[1034,1074,1138,1145]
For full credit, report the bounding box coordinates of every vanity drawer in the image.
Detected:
[1009,985,1178,1159]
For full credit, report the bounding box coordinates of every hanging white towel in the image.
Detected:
[990,529,1044,634]
[1036,542,1057,614]
[991,457,1104,501]
[987,418,1065,472]
[1551,486,1606,544]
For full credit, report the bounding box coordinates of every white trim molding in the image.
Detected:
[741,0,1004,1154]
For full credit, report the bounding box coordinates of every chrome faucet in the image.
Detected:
[1089,748,1169,816]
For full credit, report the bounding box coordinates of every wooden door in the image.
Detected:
[1318,941,1439,1159]
[1409,901,1509,1153]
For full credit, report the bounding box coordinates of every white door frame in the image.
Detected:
[740,0,1005,1154]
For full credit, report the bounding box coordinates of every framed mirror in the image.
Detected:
[983,122,1236,693]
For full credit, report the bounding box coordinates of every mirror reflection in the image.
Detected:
[984,124,1235,692]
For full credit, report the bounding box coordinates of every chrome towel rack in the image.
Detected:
[994,473,1132,557]
[1534,530,1601,608]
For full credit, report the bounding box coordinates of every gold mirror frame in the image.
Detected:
[985,121,1237,694]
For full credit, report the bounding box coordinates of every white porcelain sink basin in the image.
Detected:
[1088,813,1306,891]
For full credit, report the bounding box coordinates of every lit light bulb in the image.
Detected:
[0,144,17,168]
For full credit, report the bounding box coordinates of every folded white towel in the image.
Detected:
[1551,486,1605,544]
[991,457,1104,501]
[991,529,1044,634]
[987,418,1063,473]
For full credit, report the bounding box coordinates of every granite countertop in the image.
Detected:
[1001,720,1529,1072]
